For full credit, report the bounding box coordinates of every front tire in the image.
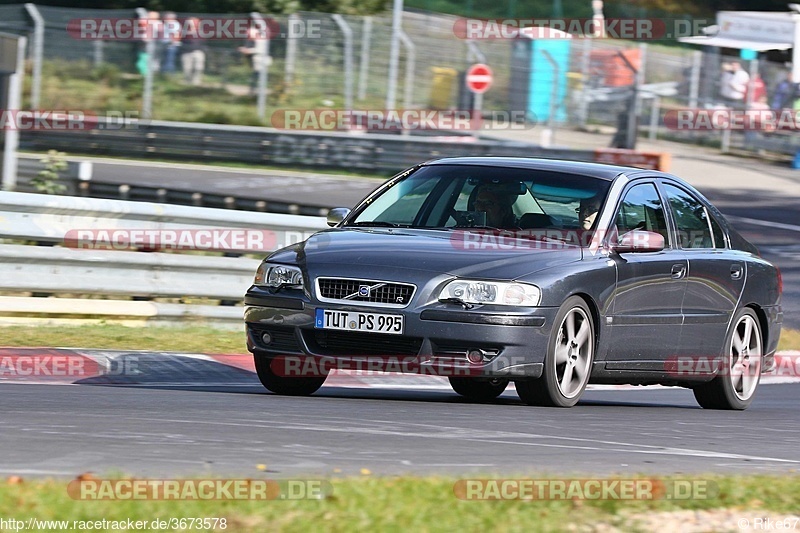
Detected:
[449,377,508,401]
[693,308,762,410]
[516,296,595,407]
[254,355,327,396]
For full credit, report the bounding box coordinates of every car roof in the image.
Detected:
[422,157,643,181]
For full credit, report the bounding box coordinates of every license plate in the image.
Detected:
[315,308,404,335]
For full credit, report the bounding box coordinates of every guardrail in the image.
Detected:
[19,119,598,173]
[14,154,336,216]
[14,155,91,195]
[0,191,328,327]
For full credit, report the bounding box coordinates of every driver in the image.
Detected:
[473,185,519,228]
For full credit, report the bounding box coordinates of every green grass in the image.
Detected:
[0,324,798,355]
[1,475,799,532]
[30,58,387,127]
[779,328,800,352]
[0,324,247,354]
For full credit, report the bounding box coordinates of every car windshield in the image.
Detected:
[347,164,612,244]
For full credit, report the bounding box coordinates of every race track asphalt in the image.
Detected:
[2,380,798,478]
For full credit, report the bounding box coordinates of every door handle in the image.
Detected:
[671,263,686,279]
[731,265,743,280]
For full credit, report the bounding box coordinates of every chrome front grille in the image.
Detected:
[316,277,416,307]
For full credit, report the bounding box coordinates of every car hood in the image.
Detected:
[268,228,583,280]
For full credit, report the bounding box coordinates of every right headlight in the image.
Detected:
[254,262,304,289]
[438,279,541,306]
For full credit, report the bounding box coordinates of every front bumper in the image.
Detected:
[244,287,557,378]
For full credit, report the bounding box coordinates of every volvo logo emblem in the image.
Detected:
[358,285,371,297]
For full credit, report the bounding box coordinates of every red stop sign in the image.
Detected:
[466,63,493,94]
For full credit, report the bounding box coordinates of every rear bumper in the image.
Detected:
[762,304,783,373]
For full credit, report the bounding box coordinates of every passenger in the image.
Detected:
[578,195,602,231]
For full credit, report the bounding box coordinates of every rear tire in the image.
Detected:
[254,355,327,396]
[516,296,595,407]
[693,308,762,410]
[448,377,508,401]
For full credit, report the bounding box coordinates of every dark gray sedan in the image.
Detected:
[244,157,782,409]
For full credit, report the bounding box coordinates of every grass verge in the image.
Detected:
[0,324,798,354]
[1,475,799,532]
[778,328,800,352]
[0,324,247,354]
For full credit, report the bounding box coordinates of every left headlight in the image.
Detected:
[254,263,304,289]
[439,279,541,307]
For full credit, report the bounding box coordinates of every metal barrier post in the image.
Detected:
[635,43,647,117]
[721,119,731,153]
[649,96,660,141]
[251,12,270,120]
[398,30,415,109]
[285,13,298,86]
[386,0,403,109]
[689,50,701,108]
[577,37,592,127]
[466,41,486,113]
[135,8,154,120]
[332,14,354,110]
[1,36,26,192]
[23,3,43,110]
[93,40,104,67]
[357,16,372,101]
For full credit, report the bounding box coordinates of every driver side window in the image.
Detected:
[614,183,670,246]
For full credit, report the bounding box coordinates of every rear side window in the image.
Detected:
[709,213,726,249]
[614,183,670,245]
[663,184,723,249]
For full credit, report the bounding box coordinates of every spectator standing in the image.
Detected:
[161,12,181,74]
[770,70,797,110]
[238,25,269,95]
[181,18,206,86]
[720,61,750,106]
[744,73,767,104]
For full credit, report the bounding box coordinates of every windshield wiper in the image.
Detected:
[440,297,475,310]
[451,225,503,231]
[348,221,401,227]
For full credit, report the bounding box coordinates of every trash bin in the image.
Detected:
[429,67,458,110]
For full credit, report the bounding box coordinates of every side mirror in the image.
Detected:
[612,230,665,253]
[326,207,351,227]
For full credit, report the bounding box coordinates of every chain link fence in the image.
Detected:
[2,3,799,157]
